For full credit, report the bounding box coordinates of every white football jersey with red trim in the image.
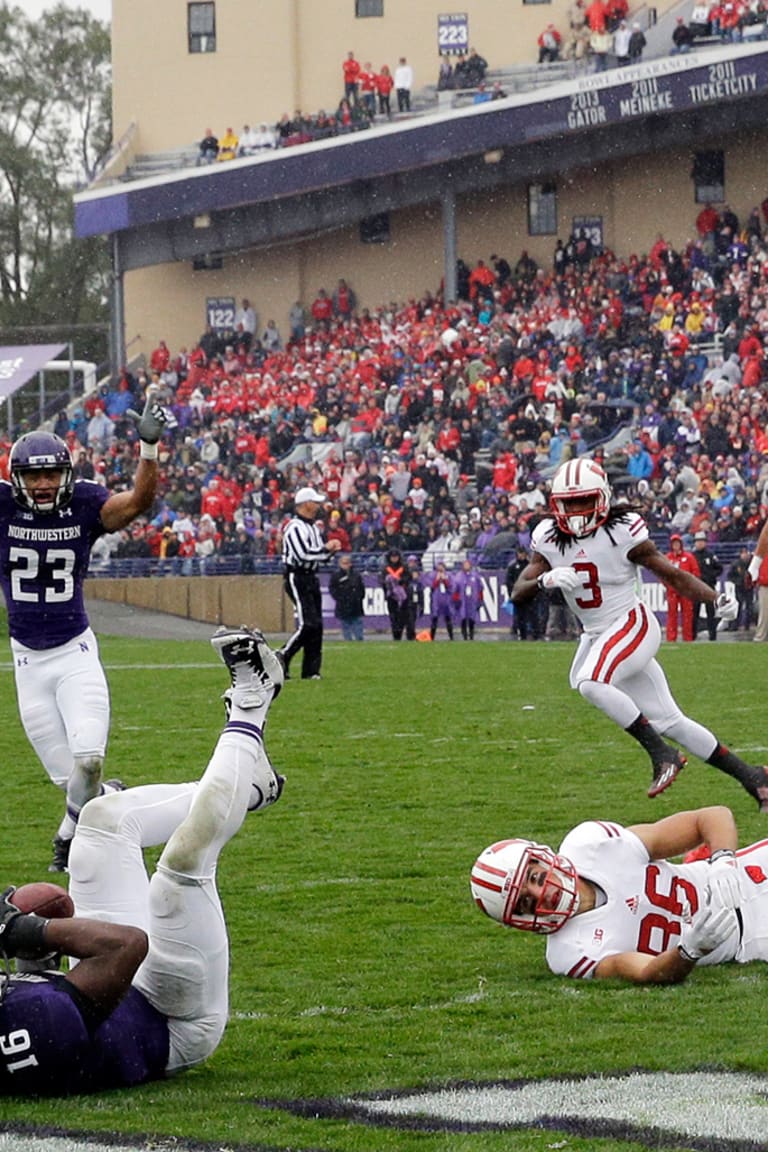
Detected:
[544,821,743,979]
[532,515,649,637]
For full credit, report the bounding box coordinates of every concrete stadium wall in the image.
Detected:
[87,575,291,632]
[123,127,768,356]
[113,0,681,155]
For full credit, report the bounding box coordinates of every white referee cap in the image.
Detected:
[295,486,326,504]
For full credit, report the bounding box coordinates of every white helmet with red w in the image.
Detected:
[549,458,612,537]
[470,838,580,934]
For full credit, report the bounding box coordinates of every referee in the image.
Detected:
[279,486,341,679]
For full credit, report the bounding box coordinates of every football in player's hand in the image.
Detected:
[9,882,74,919]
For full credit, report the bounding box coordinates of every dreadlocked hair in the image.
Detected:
[542,500,645,554]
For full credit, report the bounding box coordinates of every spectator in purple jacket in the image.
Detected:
[430,561,456,640]
[453,557,485,640]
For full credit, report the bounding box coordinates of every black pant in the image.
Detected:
[396,87,410,111]
[697,594,718,641]
[387,599,409,640]
[283,569,324,677]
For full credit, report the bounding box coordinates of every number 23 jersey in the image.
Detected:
[544,821,744,979]
[0,480,110,649]
[531,514,648,637]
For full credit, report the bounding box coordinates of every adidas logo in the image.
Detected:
[625,895,639,914]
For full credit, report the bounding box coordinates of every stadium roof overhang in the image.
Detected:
[75,41,768,272]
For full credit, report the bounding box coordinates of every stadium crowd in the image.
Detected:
[7,202,768,589]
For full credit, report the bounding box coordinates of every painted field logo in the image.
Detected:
[264,1070,768,1150]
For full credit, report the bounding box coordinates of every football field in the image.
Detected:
[1,630,768,1152]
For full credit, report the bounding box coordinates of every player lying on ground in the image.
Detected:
[471,804,764,983]
[510,458,768,808]
[0,626,283,1095]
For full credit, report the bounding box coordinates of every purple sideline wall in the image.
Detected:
[319,569,733,631]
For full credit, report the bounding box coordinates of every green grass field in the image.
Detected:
[1,630,768,1151]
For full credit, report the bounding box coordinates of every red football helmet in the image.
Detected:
[470,838,580,934]
[549,458,612,537]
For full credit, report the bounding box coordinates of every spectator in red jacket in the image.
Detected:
[537,23,562,62]
[376,65,394,118]
[311,288,333,326]
[150,340,170,374]
[666,534,700,642]
[358,62,377,116]
[342,52,361,103]
[468,260,496,304]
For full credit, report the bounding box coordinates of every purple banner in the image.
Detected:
[318,568,731,630]
[0,345,66,401]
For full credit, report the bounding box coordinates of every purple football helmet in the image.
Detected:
[9,431,74,513]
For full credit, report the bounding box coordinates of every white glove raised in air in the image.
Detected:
[748,555,762,582]
[678,895,738,962]
[713,593,738,622]
[537,567,582,592]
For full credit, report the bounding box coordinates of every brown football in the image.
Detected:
[9,882,75,919]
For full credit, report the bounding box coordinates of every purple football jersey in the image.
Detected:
[0,974,170,1095]
[0,480,110,649]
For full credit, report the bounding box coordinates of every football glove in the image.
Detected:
[126,388,170,445]
[713,593,738,622]
[748,555,762,582]
[707,848,741,909]
[678,895,737,962]
[0,886,50,960]
[537,567,582,592]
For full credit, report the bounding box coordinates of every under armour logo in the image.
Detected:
[16,656,28,666]
[625,895,639,914]
[79,642,89,652]
[58,507,73,518]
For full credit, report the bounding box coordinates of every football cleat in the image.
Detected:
[745,765,768,814]
[249,769,287,812]
[211,626,284,704]
[647,749,687,798]
[48,835,71,874]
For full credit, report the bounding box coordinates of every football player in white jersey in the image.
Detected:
[510,458,768,808]
[471,805,768,984]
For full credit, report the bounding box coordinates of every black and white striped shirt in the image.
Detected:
[282,515,332,572]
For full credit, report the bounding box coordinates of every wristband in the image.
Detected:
[709,848,736,864]
[140,441,159,460]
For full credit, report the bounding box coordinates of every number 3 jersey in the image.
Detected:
[0,480,110,649]
[531,514,648,638]
[545,821,768,978]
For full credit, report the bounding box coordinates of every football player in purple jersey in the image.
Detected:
[0,627,284,1095]
[0,390,168,872]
